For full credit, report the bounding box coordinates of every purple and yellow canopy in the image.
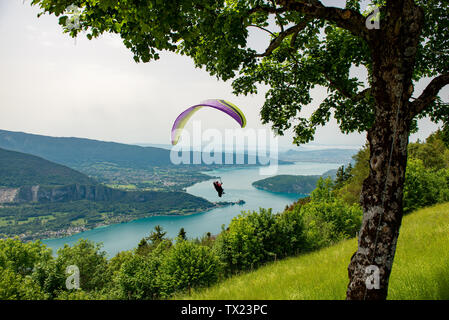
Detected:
[171,99,247,145]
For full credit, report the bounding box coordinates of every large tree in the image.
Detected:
[31,0,449,299]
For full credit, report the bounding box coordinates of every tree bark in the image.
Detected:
[346,111,411,300]
[346,1,424,300]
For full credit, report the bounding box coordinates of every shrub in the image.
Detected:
[159,240,220,298]
[403,159,449,213]
[300,178,363,250]
[55,239,110,292]
[274,208,306,257]
[215,208,285,274]
[117,252,163,300]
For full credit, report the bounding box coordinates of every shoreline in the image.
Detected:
[34,199,245,243]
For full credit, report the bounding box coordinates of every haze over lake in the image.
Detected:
[42,162,342,257]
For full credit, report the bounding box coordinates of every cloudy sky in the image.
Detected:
[0,0,444,150]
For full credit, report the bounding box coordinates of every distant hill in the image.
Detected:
[253,175,321,194]
[0,147,95,188]
[251,169,338,194]
[0,129,287,169]
[0,129,171,169]
[279,148,357,164]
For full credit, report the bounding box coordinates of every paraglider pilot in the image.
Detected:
[213,181,225,197]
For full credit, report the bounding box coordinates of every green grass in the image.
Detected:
[177,203,449,300]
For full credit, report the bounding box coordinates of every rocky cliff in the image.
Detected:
[0,184,165,204]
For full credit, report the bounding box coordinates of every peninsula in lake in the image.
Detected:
[252,169,338,194]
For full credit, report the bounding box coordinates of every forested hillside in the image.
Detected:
[251,169,338,194]
[0,147,95,187]
[0,147,219,240]
[252,175,321,194]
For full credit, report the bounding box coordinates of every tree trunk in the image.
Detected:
[346,1,424,300]
[346,114,410,300]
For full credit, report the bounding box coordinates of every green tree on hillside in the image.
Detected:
[334,163,353,190]
[31,0,449,299]
[177,228,187,241]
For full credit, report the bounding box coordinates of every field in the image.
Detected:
[178,203,449,300]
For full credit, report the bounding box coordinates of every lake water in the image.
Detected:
[42,162,342,258]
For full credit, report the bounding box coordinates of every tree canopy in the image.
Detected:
[31,0,449,144]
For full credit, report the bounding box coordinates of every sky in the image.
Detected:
[0,0,444,151]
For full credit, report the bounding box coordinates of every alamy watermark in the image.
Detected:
[64,5,82,31]
[65,265,80,290]
[365,265,380,290]
[170,121,279,175]
[365,5,381,30]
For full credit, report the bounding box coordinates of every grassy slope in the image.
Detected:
[179,203,449,300]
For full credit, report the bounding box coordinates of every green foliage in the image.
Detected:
[275,207,306,257]
[215,207,305,273]
[0,238,51,299]
[0,238,52,275]
[136,226,172,256]
[441,125,449,148]
[0,266,47,300]
[333,163,353,190]
[216,209,279,273]
[408,131,449,170]
[336,145,370,205]
[55,239,110,292]
[117,252,164,300]
[159,240,221,297]
[177,227,187,241]
[300,178,363,250]
[336,130,449,212]
[252,174,321,194]
[403,159,449,213]
[146,225,168,246]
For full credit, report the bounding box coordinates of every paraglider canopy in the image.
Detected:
[171,99,246,145]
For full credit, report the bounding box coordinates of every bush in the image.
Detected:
[0,238,52,276]
[55,239,110,292]
[403,159,449,213]
[300,178,363,250]
[0,266,47,300]
[117,252,163,300]
[159,240,221,297]
[215,209,282,274]
[0,238,52,299]
[275,207,306,257]
[215,207,307,274]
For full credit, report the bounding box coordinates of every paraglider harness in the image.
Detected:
[213,179,225,197]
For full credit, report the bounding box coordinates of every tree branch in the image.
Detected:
[323,72,371,101]
[276,0,369,40]
[255,19,312,57]
[248,4,287,15]
[410,72,449,116]
[248,25,276,37]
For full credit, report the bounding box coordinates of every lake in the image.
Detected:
[42,162,342,258]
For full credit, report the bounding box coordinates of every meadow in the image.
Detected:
[179,203,449,300]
